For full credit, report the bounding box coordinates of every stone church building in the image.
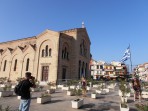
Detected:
[0,28,91,82]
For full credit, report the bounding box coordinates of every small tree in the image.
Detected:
[135,103,148,111]
[73,88,82,101]
[119,80,130,107]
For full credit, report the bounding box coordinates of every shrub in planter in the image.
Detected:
[0,105,11,111]
[91,92,98,99]
[67,89,75,96]
[135,103,148,111]
[37,92,51,104]
[96,82,106,94]
[47,81,56,89]
[71,88,83,109]
[119,80,130,111]
[16,77,24,84]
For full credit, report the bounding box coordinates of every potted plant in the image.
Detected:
[96,81,107,94]
[107,80,116,89]
[16,77,24,84]
[69,80,77,89]
[46,81,56,94]
[67,89,75,96]
[37,92,51,104]
[91,91,98,99]
[0,85,13,97]
[119,80,130,111]
[62,85,69,91]
[135,103,148,111]
[31,81,42,92]
[71,88,83,109]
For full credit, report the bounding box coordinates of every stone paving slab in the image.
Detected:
[0,87,147,111]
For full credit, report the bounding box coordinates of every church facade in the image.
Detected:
[0,28,91,82]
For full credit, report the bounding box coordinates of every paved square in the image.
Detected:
[0,86,147,111]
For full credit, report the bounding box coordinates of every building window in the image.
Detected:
[14,59,17,71]
[62,47,69,60]
[3,60,7,71]
[100,65,103,69]
[42,49,45,57]
[80,40,87,57]
[49,48,52,56]
[45,45,48,57]
[26,58,29,71]
[62,50,64,59]
[97,65,99,69]
[78,60,81,79]
[85,63,87,77]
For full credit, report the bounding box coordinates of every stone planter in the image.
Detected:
[86,86,91,91]
[119,90,122,96]
[108,84,115,89]
[37,96,51,104]
[93,85,98,88]
[31,88,40,92]
[142,94,148,99]
[103,88,109,93]
[70,86,76,89]
[47,89,55,94]
[96,90,101,94]
[17,96,21,99]
[121,96,127,103]
[71,98,83,109]
[67,91,74,96]
[126,93,130,97]
[57,85,63,88]
[141,91,148,99]
[62,87,69,91]
[0,84,6,88]
[142,91,148,95]
[91,93,98,99]
[120,104,129,111]
[0,91,13,97]
[51,86,57,89]
[11,85,15,89]
[96,90,106,94]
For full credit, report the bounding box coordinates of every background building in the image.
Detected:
[90,60,128,79]
[0,28,91,82]
[134,63,148,82]
[90,60,105,79]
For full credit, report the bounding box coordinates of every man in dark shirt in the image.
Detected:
[19,72,35,111]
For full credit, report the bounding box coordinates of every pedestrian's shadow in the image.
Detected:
[129,108,138,111]
[96,96,105,99]
[43,100,63,104]
[81,103,95,109]
[127,99,134,103]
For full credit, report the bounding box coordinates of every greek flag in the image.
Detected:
[120,46,131,62]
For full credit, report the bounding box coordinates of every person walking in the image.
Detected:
[19,72,36,111]
[132,77,141,101]
[81,77,87,97]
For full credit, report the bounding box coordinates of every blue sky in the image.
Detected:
[0,0,148,66]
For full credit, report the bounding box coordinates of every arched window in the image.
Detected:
[85,63,88,77]
[64,47,67,59]
[78,60,81,79]
[26,58,29,71]
[42,49,44,57]
[80,40,87,57]
[45,45,48,57]
[14,59,17,71]
[3,60,7,71]
[62,44,69,60]
[66,52,69,59]
[49,49,52,56]
[62,50,64,58]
